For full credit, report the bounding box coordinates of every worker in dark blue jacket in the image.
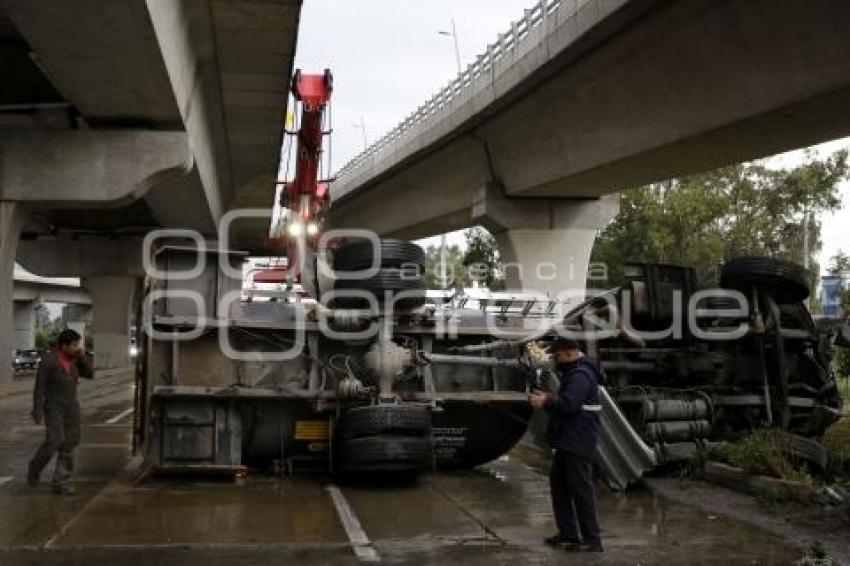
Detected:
[529,337,603,553]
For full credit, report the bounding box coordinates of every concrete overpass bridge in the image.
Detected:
[0,0,301,381]
[328,0,850,294]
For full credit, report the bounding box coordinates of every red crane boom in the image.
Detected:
[267,69,333,282]
[280,69,333,237]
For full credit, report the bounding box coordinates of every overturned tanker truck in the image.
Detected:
[133,243,846,486]
[132,70,845,485]
[136,239,540,476]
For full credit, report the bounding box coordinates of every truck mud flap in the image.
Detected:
[596,386,658,490]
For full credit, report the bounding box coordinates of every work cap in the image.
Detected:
[546,337,580,352]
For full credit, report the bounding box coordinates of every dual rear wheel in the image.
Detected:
[334,405,434,475]
[330,239,427,310]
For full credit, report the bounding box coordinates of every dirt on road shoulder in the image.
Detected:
[647,477,850,565]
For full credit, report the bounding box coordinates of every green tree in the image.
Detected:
[591,150,848,286]
[422,244,469,291]
[828,250,850,275]
[462,227,505,290]
[421,228,508,291]
[34,303,51,329]
[35,320,61,350]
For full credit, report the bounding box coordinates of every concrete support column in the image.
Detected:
[472,183,619,296]
[493,228,600,296]
[62,304,92,326]
[84,276,138,370]
[0,202,26,383]
[13,300,38,350]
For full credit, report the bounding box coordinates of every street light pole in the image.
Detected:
[438,18,463,75]
[437,18,462,289]
[353,116,368,151]
[449,18,461,74]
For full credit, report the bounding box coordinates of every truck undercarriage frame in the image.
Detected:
[133,242,845,488]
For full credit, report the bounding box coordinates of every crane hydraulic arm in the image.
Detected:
[280,69,333,237]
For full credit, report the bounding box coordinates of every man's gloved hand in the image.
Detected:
[31,409,43,425]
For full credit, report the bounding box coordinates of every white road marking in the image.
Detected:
[327,484,380,563]
[44,481,115,548]
[0,476,13,487]
[12,424,129,433]
[105,407,133,425]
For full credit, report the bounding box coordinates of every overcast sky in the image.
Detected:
[293,1,850,275]
[294,0,537,172]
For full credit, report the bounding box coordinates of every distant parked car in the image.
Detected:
[13,349,42,373]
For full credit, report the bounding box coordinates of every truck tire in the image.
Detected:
[335,435,434,474]
[331,268,426,309]
[336,405,432,441]
[334,239,425,271]
[720,257,810,303]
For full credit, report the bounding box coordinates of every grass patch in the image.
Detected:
[677,451,708,480]
[823,374,849,477]
[837,376,850,405]
[822,415,850,473]
[710,430,814,484]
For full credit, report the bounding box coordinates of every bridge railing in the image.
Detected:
[334,0,569,181]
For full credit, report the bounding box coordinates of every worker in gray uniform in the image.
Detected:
[530,337,604,553]
[28,328,93,495]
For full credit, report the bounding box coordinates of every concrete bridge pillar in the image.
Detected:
[84,276,138,370]
[472,183,619,297]
[13,300,38,351]
[0,202,26,383]
[61,304,92,327]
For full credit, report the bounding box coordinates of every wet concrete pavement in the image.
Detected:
[0,373,808,565]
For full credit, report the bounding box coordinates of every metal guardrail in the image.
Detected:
[596,386,658,490]
[334,0,568,180]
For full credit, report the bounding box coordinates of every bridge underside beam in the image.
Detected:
[0,130,218,237]
[485,0,850,198]
[0,131,190,206]
[17,237,145,279]
[330,0,850,239]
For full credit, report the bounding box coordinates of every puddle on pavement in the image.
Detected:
[47,477,348,547]
[0,407,806,565]
[412,447,805,564]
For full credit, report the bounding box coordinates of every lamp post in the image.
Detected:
[436,18,462,288]
[437,18,462,75]
[352,116,368,152]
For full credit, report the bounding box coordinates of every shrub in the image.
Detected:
[711,429,813,484]
[822,416,850,476]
